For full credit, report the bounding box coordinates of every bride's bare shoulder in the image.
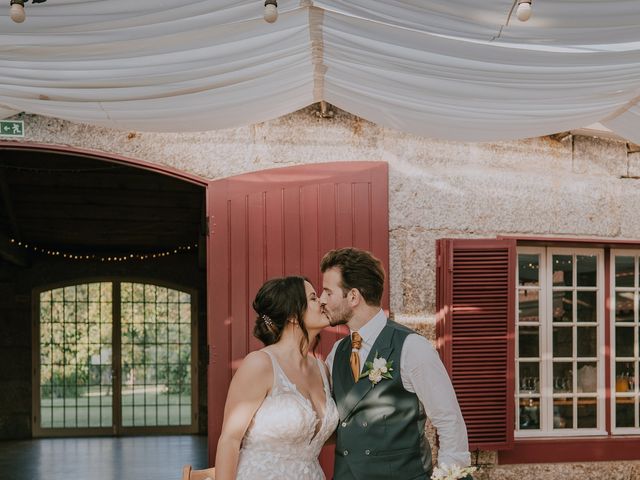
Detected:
[238,350,272,373]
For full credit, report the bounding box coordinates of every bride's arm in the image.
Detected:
[214,351,272,480]
[321,361,336,447]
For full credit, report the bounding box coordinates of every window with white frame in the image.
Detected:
[516,247,605,436]
[612,250,640,433]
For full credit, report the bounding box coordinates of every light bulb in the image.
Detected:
[516,1,532,22]
[264,0,278,23]
[10,1,26,23]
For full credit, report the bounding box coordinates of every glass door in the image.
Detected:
[36,283,114,434]
[120,282,195,431]
[34,281,197,436]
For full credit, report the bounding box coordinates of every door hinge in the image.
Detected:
[206,216,215,236]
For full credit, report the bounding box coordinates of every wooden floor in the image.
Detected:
[0,435,208,480]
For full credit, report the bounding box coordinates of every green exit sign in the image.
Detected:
[0,120,24,137]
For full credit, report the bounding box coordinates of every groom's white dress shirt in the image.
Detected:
[326,309,471,469]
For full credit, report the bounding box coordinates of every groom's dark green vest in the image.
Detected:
[332,320,432,480]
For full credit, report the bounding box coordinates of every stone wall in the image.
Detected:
[7,108,640,478]
[16,108,640,321]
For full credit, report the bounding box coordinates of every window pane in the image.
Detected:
[519,327,539,358]
[616,327,635,357]
[577,362,597,393]
[52,407,64,428]
[615,399,635,428]
[615,362,634,392]
[519,398,540,430]
[101,406,111,427]
[519,254,540,287]
[577,327,597,358]
[615,256,635,288]
[553,399,573,429]
[577,255,597,287]
[552,291,573,322]
[519,362,540,393]
[553,362,573,393]
[576,291,597,323]
[77,406,89,428]
[615,292,635,323]
[553,255,573,286]
[577,400,597,428]
[518,290,539,322]
[553,327,573,357]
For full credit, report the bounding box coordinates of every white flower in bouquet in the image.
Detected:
[431,464,477,480]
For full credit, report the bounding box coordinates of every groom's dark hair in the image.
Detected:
[320,248,384,306]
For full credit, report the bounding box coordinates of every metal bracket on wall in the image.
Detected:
[206,216,216,236]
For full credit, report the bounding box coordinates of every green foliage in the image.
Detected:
[40,283,192,401]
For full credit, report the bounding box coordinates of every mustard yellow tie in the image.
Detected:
[350,332,362,382]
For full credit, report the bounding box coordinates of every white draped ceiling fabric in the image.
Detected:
[1,0,640,142]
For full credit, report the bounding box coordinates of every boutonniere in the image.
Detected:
[359,352,393,386]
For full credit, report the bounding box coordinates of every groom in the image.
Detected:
[321,248,471,480]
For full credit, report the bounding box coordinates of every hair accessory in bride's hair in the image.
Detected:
[262,314,274,328]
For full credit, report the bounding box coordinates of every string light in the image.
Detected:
[9,238,198,262]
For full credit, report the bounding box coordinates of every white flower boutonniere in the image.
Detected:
[359,352,393,386]
[431,464,477,480]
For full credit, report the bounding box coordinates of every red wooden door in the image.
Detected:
[206,162,389,474]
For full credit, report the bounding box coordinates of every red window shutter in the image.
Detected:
[206,162,389,472]
[436,238,516,450]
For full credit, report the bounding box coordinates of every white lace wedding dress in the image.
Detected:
[236,350,339,480]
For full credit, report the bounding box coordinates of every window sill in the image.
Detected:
[499,436,640,464]
[515,429,607,439]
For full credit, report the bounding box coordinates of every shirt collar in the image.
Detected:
[352,309,386,345]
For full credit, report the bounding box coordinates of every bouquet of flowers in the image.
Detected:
[431,464,477,480]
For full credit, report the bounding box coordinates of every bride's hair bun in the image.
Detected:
[253,276,307,346]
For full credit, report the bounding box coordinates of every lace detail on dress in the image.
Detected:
[236,351,339,480]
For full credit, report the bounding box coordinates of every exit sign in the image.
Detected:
[0,120,24,137]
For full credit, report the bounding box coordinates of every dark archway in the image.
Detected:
[0,143,207,439]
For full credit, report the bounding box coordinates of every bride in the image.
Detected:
[215,276,339,480]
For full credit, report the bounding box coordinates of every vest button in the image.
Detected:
[362,421,368,427]
[343,450,349,456]
[365,449,370,455]
[341,422,347,428]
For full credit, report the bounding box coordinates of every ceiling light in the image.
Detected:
[264,0,278,23]
[9,0,25,23]
[9,0,46,23]
[516,0,532,22]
